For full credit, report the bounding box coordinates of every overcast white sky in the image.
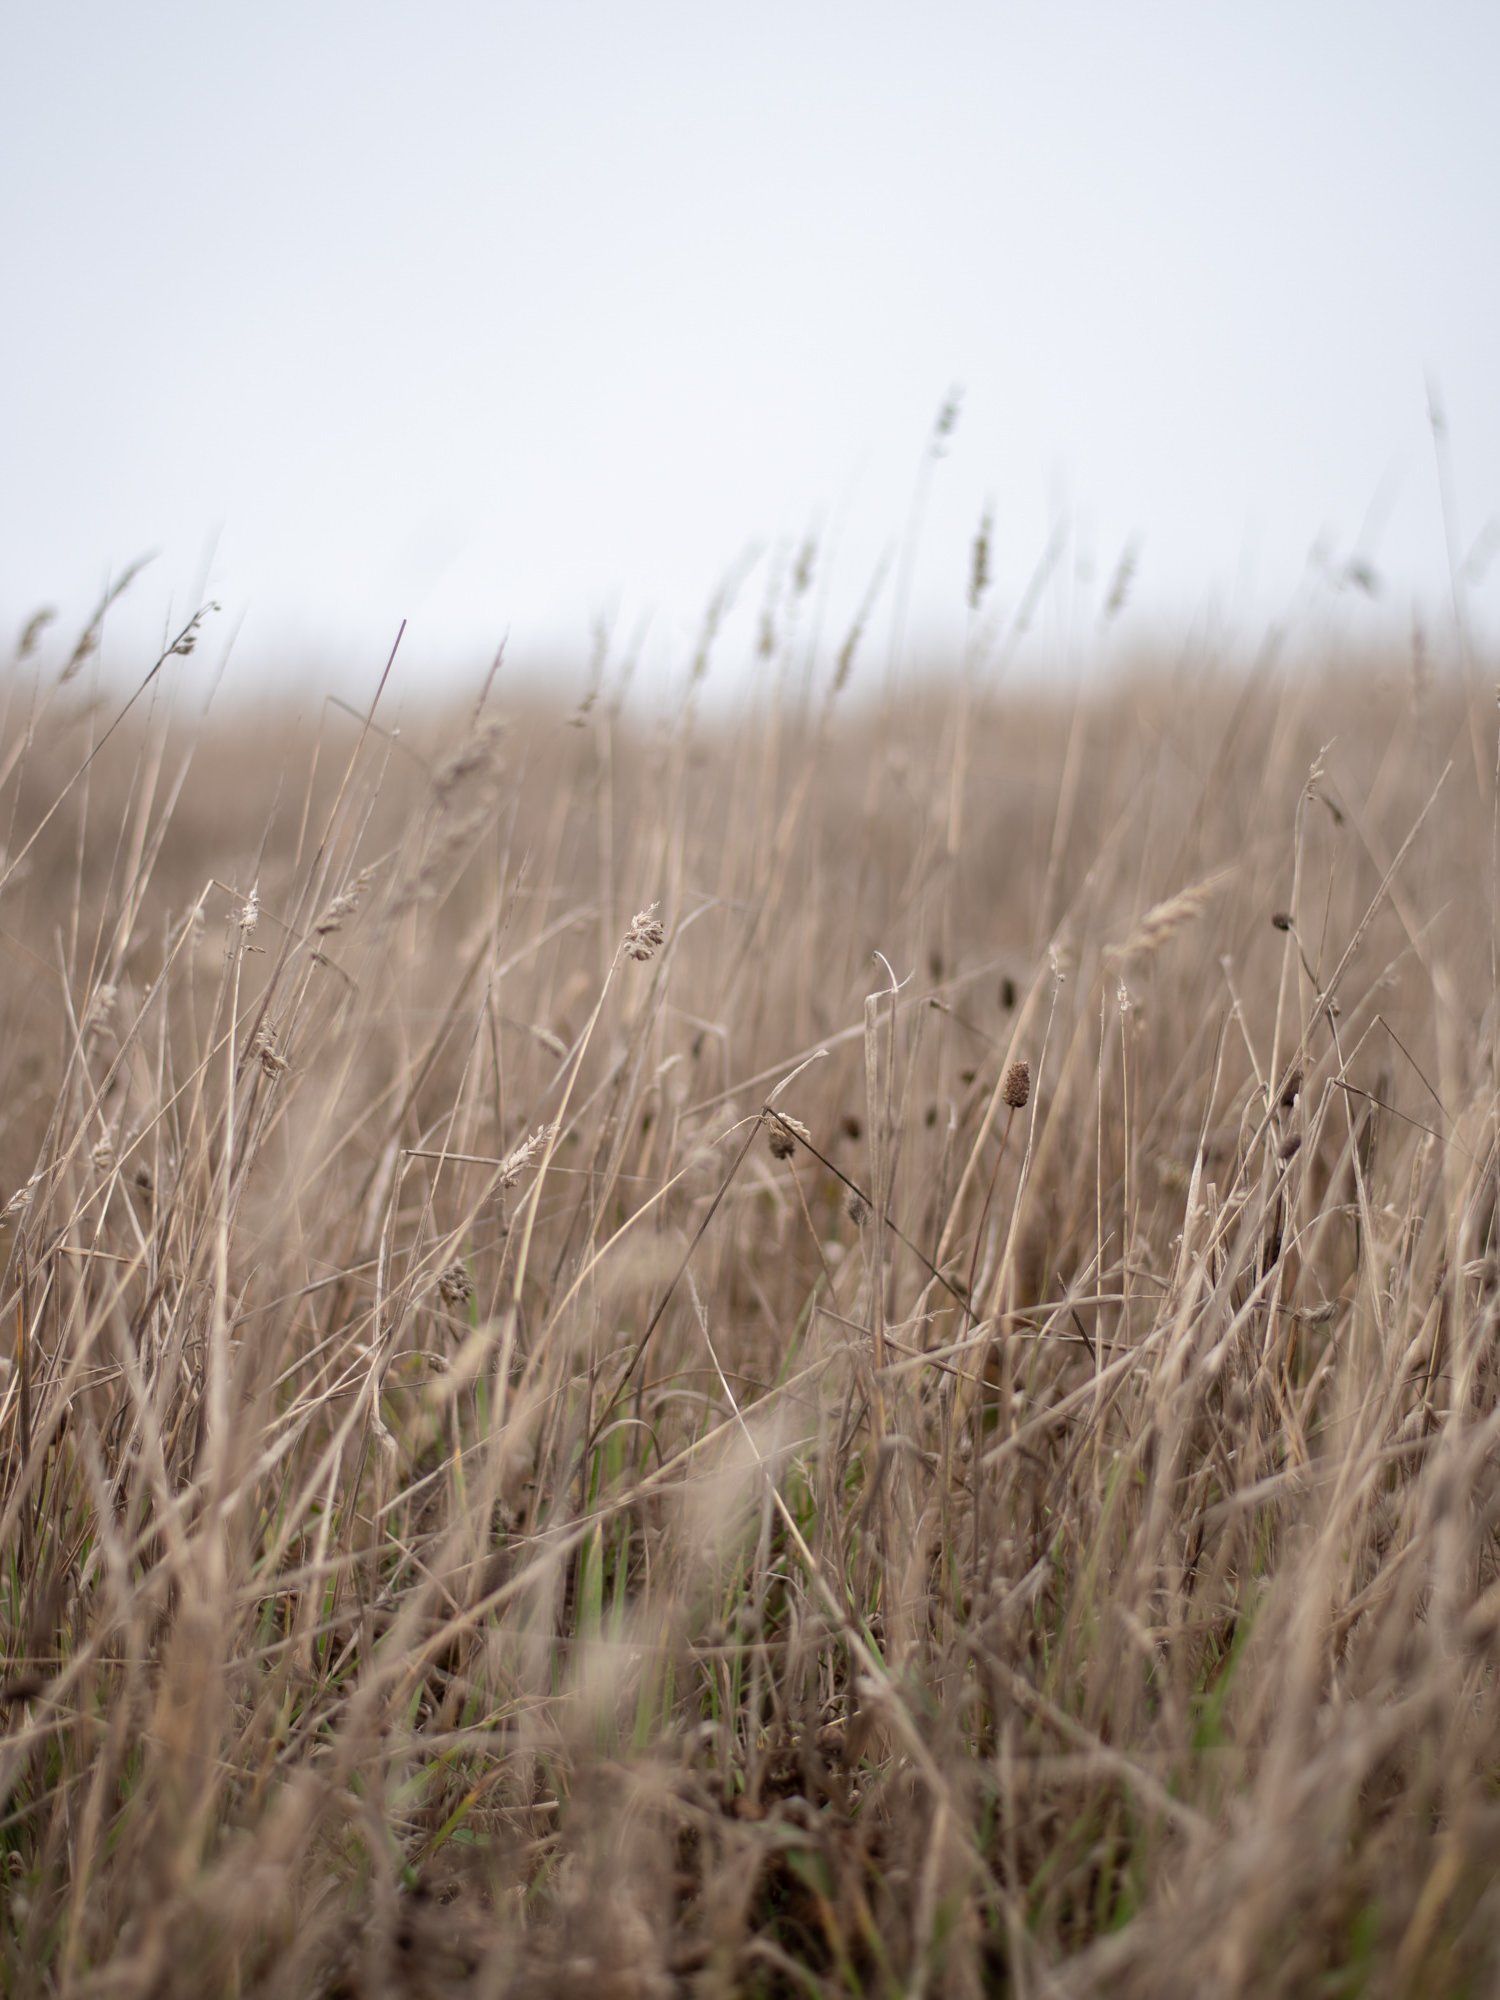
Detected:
[2,1,1497,705]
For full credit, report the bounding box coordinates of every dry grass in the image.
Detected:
[0,618,1497,1997]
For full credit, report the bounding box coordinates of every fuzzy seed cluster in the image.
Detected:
[437,1260,474,1311]
[624,905,666,961]
[1002,1060,1031,1110]
[768,1114,811,1161]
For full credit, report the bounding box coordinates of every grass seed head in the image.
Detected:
[1002,1060,1031,1110]
[437,1260,474,1311]
[3,1173,40,1219]
[1107,870,1231,962]
[15,607,55,660]
[500,1124,556,1187]
[433,712,507,806]
[969,504,993,610]
[314,864,378,936]
[252,1025,288,1079]
[768,1114,810,1160]
[625,904,665,961]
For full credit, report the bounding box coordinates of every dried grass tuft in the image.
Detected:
[0,644,1490,1998]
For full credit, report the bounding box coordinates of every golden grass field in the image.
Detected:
[1,594,1497,1996]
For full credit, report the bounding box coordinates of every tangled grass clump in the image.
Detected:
[0,618,1497,1997]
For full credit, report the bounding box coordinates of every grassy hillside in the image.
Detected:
[0,623,1495,1996]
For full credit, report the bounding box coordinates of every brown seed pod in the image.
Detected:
[768,1114,810,1161]
[1002,1060,1031,1110]
[437,1260,474,1311]
[624,904,666,961]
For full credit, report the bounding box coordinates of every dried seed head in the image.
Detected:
[1002,1061,1031,1110]
[15,607,55,660]
[315,891,359,937]
[167,602,218,658]
[252,1025,288,1080]
[1107,871,1230,963]
[60,630,98,683]
[932,387,962,449]
[433,713,507,806]
[3,1174,41,1219]
[968,504,992,611]
[89,984,118,1028]
[393,717,511,912]
[239,889,260,935]
[91,1137,116,1174]
[768,1114,810,1161]
[500,1123,555,1187]
[1104,541,1139,620]
[846,1189,871,1227]
[314,864,378,936]
[624,904,665,962]
[437,1260,474,1311]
